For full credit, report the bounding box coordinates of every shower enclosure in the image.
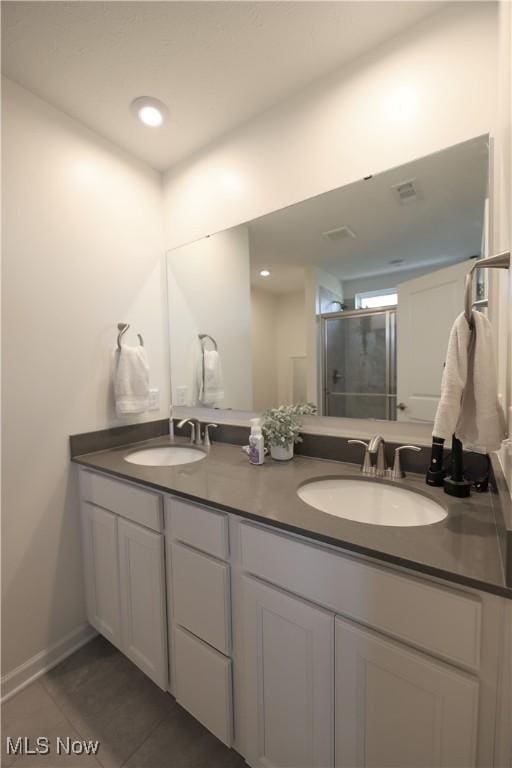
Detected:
[321,308,397,420]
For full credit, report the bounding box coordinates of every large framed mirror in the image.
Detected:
[166,135,489,425]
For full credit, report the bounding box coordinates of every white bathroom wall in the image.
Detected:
[1,79,168,685]
[167,227,252,410]
[251,288,278,411]
[162,3,498,251]
[251,288,307,409]
[316,269,344,313]
[342,264,441,304]
[275,291,307,405]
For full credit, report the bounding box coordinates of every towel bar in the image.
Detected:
[463,250,510,326]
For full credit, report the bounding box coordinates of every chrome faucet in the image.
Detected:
[169,405,175,442]
[177,418,197,444]
[349,435,421,479]
[348,439,373,474]
[390,445,421,480]
[177,418,204,446]
[349,435,388,476]
[204,423,218,448]
[368,435,388,477]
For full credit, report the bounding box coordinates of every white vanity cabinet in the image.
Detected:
[117,518,168,686]
[241,575,334,768]
[80,502,122,648]
[78,470,168,690]
[335,617,478,768]
[165,496,234,747]
[77,468,507,768]
[237,521,500,768]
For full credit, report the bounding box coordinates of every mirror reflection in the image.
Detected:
[166,135,488,423]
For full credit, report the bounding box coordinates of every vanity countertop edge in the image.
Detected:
[71,435,511,600]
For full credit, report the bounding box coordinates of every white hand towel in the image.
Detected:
[198,349,224,406]
[114,345,150,416]
[432,311,506,453]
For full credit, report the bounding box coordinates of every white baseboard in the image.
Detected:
[1,623,97,703]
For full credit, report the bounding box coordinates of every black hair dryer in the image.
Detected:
[444,435,471,498]
[426,435,471,497]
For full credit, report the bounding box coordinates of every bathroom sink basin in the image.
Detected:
[297,477,447,527]
[124,446,206,467]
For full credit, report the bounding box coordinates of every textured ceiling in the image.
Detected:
[2,1,443,171]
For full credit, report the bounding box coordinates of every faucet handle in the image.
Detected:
[348,439,373,474]
[204,423,218,448]
[177,418,195,444]
[391,445,421,480]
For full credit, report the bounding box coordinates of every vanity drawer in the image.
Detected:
[166,496,229,560]
[174,625,233,747]
[171,541,231,654]
[239,522,482,670]
[79,470,163,532]
[79,469,163,532]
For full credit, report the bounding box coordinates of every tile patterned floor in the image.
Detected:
[1,636,246,768]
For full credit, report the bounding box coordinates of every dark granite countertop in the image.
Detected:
[72,436,511,600]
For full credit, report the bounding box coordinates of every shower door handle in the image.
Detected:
[332,369,344,382]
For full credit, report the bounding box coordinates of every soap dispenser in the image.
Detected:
[248,418,265,465]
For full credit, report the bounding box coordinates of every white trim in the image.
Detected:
[1,623,97,702]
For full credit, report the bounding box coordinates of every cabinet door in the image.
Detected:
[242,575,334,768]
[118,518,168,689]
[335,617,479,768]
[80,502,121,648]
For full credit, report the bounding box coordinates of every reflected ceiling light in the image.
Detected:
[131,96,169,127]
[389,258,405,265]
[260,269,271,277]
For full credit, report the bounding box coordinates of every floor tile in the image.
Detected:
[124,704,246,768]
[40,637,124,702]
[11,719,102,768]
[56,661,176,768]
[3,637,246,768]
[1,682,66,768]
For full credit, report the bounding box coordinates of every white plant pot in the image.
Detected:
[270,443,294,461]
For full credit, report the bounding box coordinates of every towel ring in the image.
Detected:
[463,251,510,327]
[117,323,144,349]
[198,333,218,351]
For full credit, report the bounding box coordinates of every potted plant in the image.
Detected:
[262,403,317,461]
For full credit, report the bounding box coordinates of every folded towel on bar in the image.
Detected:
[432,310,506,453]
[114,345,150,416]
[198,349,224,406]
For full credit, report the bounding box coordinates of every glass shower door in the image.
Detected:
[322,309,396,420]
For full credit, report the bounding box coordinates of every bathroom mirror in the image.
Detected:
[166,135,489,423]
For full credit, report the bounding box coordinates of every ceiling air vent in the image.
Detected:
[391,178,420,205]
[322,225,356,241]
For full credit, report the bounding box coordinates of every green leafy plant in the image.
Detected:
[261,403,317,447]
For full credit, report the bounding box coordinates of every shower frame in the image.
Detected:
[320,307,397,420]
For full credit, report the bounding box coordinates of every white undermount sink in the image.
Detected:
[124,445,206,467]
[297,477,447,527]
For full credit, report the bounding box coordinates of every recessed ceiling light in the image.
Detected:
[260,269,271,278]
[131,96,169,127]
